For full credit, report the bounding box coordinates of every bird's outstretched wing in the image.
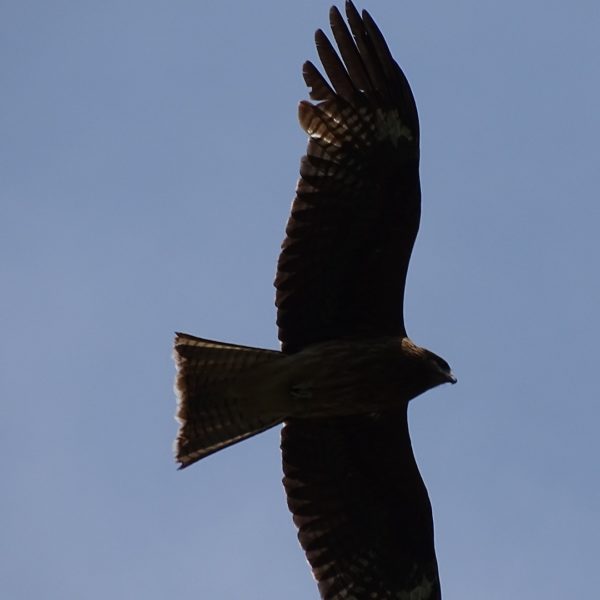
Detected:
[276,3,440,598]
[275,1,421,354]
[282,411,441,600]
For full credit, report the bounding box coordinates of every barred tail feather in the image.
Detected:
[174,333,284,469]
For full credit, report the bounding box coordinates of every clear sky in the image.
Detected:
[2,1,599,599]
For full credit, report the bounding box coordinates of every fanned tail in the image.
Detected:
[174,333,285,468]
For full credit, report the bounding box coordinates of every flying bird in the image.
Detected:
[173,2,456,599]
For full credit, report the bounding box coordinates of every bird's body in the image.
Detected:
[173,3,456,598]
[283,336,454,415]
[175,335,453,447]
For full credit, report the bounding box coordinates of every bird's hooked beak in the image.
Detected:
[447,371,458,384]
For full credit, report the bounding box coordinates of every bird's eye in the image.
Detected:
[435,357,450,372]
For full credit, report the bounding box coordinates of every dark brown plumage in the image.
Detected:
[275,3,421,353]
[173,3,455,599]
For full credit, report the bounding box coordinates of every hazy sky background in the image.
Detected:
[2,1,599,598]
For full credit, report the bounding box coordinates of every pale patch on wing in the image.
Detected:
[301,101,413,154]
[354,552,435,599]
[375,108,414,145]
[398,576,436,600]
[314,545,438,600]
[325,572,436,600]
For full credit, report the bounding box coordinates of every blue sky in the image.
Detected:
[2,1,599,598]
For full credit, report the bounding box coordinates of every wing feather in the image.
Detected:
[315,29,357,101]
[329,6,372,95]
[303,61,337,102]
[344,2,388,96]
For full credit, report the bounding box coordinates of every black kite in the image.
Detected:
[173,3,456,598]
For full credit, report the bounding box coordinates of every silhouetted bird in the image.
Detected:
[173,3,456,598]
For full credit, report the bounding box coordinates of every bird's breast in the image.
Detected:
[282,336,425,418]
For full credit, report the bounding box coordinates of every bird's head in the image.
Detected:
[400,338,457,398]
[421,349,457,386]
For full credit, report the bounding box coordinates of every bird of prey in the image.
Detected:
[173,2,456,599]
